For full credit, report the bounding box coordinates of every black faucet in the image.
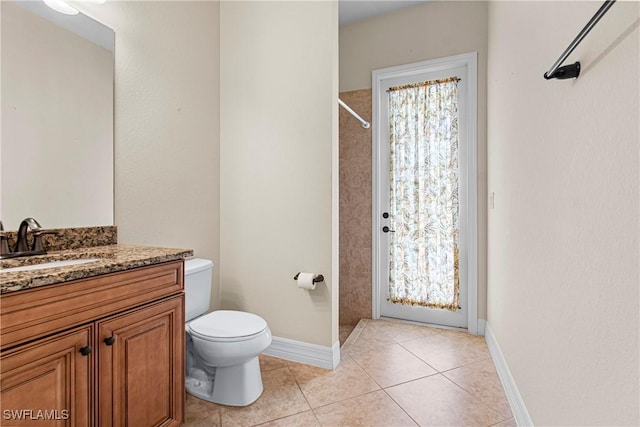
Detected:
[5,218,58,258]
[15,217,42,253]
[0,220,10,258]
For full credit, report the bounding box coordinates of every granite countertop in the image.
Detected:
[0,244,194,294]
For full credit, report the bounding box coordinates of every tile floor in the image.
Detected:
[185,318,515,427]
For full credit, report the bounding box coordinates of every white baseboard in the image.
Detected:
[485,323,534,427]
[262,336,340,370]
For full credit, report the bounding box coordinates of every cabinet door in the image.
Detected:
[0,326,92,426]
[98,295,184,427]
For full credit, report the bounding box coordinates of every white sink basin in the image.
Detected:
[1,258,102,273]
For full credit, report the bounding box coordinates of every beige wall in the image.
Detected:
[81,1,221,309]
[487,1,639,425]
[219,1,338,347]
[1,2,113,229]
[339,1,489,322]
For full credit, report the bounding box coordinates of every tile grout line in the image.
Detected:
[438,373,508,423]
[393,336,509,421]
[309,388,382,413]
[297,329,388,417]
[343,323,431,426]
[396,340,441,373]
[348,343,440,390]
[347,348,389,390]
[287,364,316,413]
[440,362,513,422]
[237,364,312,427]
[381,383,422,427]
[288,353,381,411]
[368,320,509,425]
[396,335,492,374]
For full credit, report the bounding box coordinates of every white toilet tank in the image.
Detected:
[185,258,214,322]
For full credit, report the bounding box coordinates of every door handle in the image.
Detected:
[382,226,395,233]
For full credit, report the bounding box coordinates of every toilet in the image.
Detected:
[184,258,272,406]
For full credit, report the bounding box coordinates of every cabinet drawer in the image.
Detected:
[1,261,183,350]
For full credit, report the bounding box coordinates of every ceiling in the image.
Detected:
[339,0,431,26]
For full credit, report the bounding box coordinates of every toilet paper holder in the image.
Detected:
[293,272,324,283]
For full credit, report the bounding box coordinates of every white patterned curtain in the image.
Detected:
[388,77,460,311]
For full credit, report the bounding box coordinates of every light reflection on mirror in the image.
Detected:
[1,0,114,230]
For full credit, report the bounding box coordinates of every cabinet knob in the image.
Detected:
[104,336,115,346]
[79,345,92,356]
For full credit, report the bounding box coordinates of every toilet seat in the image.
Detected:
[189,310,268,343]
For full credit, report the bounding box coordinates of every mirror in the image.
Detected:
[1,0,114,230]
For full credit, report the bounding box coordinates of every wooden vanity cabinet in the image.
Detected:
[0,261,185,427]
[98,296,183,427]
[0,326,92,426]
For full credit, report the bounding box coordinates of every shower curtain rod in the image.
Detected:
[339,99,370,129]
[544,0,616,80]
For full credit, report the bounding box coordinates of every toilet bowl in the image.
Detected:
[184,259,272,406]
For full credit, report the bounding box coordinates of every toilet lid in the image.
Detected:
[189,310,268,339]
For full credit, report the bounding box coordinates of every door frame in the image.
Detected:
[371,52,479,334]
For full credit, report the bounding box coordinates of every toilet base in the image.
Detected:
[186,356,264,406]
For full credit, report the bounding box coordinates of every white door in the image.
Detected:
[372,54,477,329]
